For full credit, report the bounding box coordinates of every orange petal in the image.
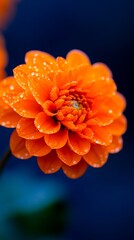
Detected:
[0,76,22,97]
[106,136,123,153]
[25,138,51,157]
[10,130,31,159]
[56,57,69,72]
[62,160,88,179]
[90,125,112,145]
[13,64,31,90]
[68,131,91,155]
[66,50,90,68]
[92,93,126,119]
[9,92,42,118]
[88,77,116,98]
[37,150,62,174]
[44,127,68,149]
[78,127,94,139]
[54,71,70,90]
[25,50,56,67]
[83,144,108,168]
[105,115,127,135]
[16,118,44,139]
[0,69,6,80]
[0,107,20,128]
[92,63,112,78]
[35,112,61,134]
[28,75,53,106]
[56,144,81,166]
[43,100,56,116]
[87,113,114,126]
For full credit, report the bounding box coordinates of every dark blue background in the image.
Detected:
[1,0,134,239]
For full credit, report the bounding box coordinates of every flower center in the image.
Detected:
[71,100,82,110]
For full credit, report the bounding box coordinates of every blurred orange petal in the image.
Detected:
[9,92,42,118]
[66,49,90,68]
[0,76,22,96]
[106,136,123,153]
[62,160,88,179]
[83,145,108,167]
[28,76,53,106]
[13,64,31,90]
[92,63,112,78]
[91,125,112,145]
[16,118,44,139]
[25,50,56,67]
[0,107,20,128]
[105,115,127,136]
[44,127,68,149]
[25,138,51,157]
[68,131,91,155]
[87,77,116,98]
[56,57,69,72]
[56,144,81,166]
[37,150,62,174]
[35,112,61,134]
[10,130,31,159]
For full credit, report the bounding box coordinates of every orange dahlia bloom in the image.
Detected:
[0,34,8,80]
[0,0,19,29]
[0,50,127,178]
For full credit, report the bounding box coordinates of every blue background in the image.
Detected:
[0,0,134,239]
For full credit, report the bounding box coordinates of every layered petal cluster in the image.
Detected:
[0,50,127,178]
[0,35,8,80]
[0,0,19,29]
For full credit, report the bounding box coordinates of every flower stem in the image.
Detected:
[0,149,11,173]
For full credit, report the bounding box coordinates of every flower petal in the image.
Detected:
[83,145,108,167]
[56,144,81,166]
[92,63,112,78]
[91,125,112,145]
[25,50,56,66]
[106,136,123,153]
[28,75,53,106]
[66,50,90,68]
[0,76,22,97]
[68,131,91,155]
[37,150,62,174]
[78,127,94,139]
[88,77,117,98]
[25,138,51,157]
[56,57,69,72]
[105,115,127,136]
[10,130,31,159]
[0,107,20,128]
[13,64,31,90]
[44,127,68,149]
[43,100,56,116]
[8,92,42,118]
[87,113,114,126]
[62,160,88,179]
[92,93,126,119]
[16,118,44,139]
[35,112,61,134]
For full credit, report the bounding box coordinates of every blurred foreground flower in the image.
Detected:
[0,50,127,178]
[0,34,8,80]
[0,0,19,29]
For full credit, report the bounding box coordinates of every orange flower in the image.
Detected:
[0,50,127,178]
[0,0,19,29]
[0,34,8,80]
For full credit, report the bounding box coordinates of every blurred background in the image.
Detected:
[0,0,134,239]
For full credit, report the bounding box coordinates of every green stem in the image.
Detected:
[0,149,11,173]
